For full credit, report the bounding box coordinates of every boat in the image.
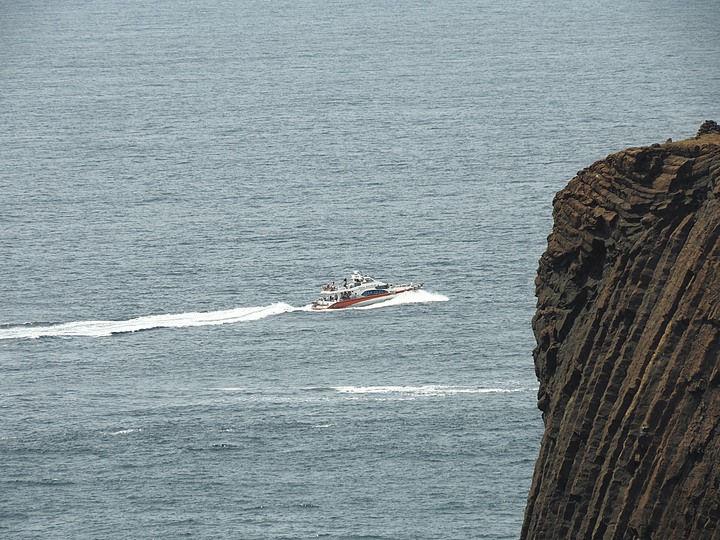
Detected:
[311,271,423,310]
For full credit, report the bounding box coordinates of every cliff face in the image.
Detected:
[523,121,720,540]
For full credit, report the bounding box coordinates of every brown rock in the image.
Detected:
[697,120,720,137]
[522,122,720,539]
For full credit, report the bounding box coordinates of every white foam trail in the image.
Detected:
[354,289,449,310]
[0,303,297,340]
[333,385,530,396]
[111,428,142,436]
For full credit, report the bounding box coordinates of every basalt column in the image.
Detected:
[522,121,720,539]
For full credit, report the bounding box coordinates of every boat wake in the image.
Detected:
[354,289,448,310]
[211,385,533,402]
[0,303,298,340]
[0,290,448,340]
[332,385,529,396]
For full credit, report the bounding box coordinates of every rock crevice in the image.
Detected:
[523,121,720,539]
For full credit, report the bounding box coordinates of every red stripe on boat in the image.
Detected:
[327,292,392,309]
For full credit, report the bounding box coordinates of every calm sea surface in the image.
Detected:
[1,0,718,538]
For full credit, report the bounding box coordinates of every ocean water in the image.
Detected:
[1,0,718,538]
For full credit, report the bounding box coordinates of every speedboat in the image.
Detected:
[311,271,423,310]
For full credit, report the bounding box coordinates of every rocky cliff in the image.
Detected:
[522,121,720,539]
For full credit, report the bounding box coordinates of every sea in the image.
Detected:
[1,0,718,538]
